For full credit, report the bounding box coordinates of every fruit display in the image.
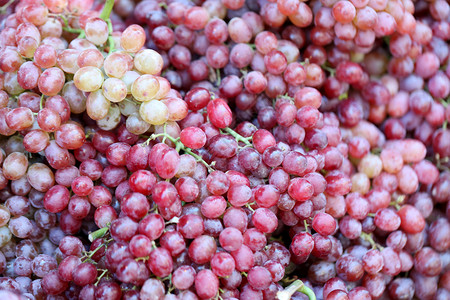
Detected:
[0,0,449,299]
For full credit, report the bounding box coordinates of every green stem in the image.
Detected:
[184,148,214,172]
[107,19,115,52]
[277,280,316,300]
[39,94,44,110]
[0,0,16,14]
[165,216,180,225]
[143,133,167,145]
[303,220,309,233]
[360,232,383,250]
[82,239,109,263]
[156,134,213,171]
[338,92,348,101]
[389,195,405,210]
[135,256,149,262]
[143,132,215,172]
[300,59,309,66]
[161,123,168,143]
[389,202,401,210]
[240,67,249,79]
[63,26,83,34]
[321,64,335,76]
[99,0,115,21]
[216,68,221,86]
[222,127,252,146]
[59,14,84,34]
[88,226,109,242]
[160,274,172,282]
[245,203,255,212]
[59,14,68,26]
[95,269,108,286]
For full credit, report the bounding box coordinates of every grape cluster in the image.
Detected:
[0,0,449,299]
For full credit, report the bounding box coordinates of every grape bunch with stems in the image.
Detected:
[0,0,449,299]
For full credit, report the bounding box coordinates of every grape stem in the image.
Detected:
[107,19,115,52]
[88,226,109,242]
[58,14,83,34]
[435,153,450,171]
[360,232,384,250]
[135,256,149,262]
[82,239,109,263]
[389,194,405,210]
[216,68,221,86]
[338,92,348,100]
[277,280,316,300]
[165,216,180,225]
[244,203,255,212]
[222,127,252,146]
[95,269,109,286]
[39,94,44,110]
[240,67,248,79]
[99,0,115,21]
[0,0,16,14]
[304,219,310,233]
[321,63,335,76]
[144,132,215,172]
[62,26,83,33]
[184,147,215,172]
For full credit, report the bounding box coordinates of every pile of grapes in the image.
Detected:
[0,0,449,299]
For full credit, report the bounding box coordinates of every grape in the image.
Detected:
[38,67,65,96]
[131,75,160,102]
[77,48,104,69]
[207,98,233,129]
[84,18,108,45]
[74,66,104,92]
[388,278,415,300]
[85,90,110,121]
[57,49,80,74]
[312,212,336,236]
[397,204,425,234]
[332,1,356,24]
[17,61,41,90]
[201,196,226,218]
[120,24,146,53]
[41,270,68,295]
[195,269,219,299]
[0,1,447,299]
[104,51,133,78]
[72,262,97,286]
[134,49,164,75]
[289,3,313,28]
[3,152,28,181]
[55,123,86,150]
[102,78,127,103]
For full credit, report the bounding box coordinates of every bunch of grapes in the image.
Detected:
[0,0,448,299]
